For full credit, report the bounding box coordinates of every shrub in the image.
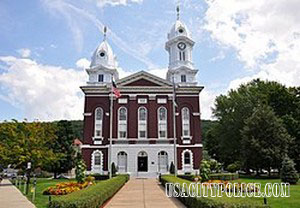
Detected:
[210,159,222,173]
[111,162,117,176]
[227,162,241,173]
[200,160,211,181]
[161,175,269,208]
[169,162,175,174]
[209,173,239,180]
[48,175,129,208]
[280,155,299,185]
[75,154,86,183]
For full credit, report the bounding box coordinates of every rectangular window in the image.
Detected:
[157,98,167,104]
[181,75,186,83]
[183,52,186,61]
[179,52,182,61]
[118,98,127,104]
[98,74,104,82]
[138,98,147,104]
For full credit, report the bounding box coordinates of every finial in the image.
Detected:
[176,5,180,20]
[103,26,107,41]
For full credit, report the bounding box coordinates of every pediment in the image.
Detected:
[117,71,172,87]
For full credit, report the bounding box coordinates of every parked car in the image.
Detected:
[2,168,18,178]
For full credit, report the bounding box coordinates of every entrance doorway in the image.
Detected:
[137,151,148,172]
[158,151,168,173]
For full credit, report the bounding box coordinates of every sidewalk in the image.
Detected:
[0,179,36,208]
[105,178,185,208]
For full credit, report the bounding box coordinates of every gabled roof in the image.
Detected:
[116,71,172,87]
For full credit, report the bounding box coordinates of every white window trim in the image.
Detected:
[118,107,127,138]
[138,107,147,139]
[94,107,103,139]
[182,149,193,172]
[158,107,167,139]
[91,150,103,173]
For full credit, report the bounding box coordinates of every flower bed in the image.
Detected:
[43,181,90,195]
[43,176,95,195]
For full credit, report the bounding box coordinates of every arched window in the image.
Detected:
[94,107,103,137]
[184,152,191,164]
[182,107,190,137]
[158,107,167,138]
[138,107,147,138]
[94,152,101,165]
[118,107,127,138]
[91,150,103,173]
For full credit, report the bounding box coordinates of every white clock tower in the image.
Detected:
[165,6,198,86]
[86,27,119,85]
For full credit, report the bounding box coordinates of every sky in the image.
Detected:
[0,0,300,121]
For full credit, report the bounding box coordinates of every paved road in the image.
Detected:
[105,178,185,208]
[0,179,36,208]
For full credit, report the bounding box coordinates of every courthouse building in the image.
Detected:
[80,8,203,177]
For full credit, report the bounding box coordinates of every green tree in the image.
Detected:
[241,105,293,174]
[45,120,75,178]
[75,152,86,183]
[0,120,57,170]
[206,79,299,171]
[280,155,299,184]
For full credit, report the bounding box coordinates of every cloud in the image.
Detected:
[95,0,143,8]
[203,0,300,87]
[17,48,31,58]
[0,56,86,121]
[200,89,218,120]
[76,58,90,69]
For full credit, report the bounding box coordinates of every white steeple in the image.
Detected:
[86,26,119,85]
[165,6,198,86]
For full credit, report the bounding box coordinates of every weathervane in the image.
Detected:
[103,26,107,41]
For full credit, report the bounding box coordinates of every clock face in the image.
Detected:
[177,42,186,50]
[99,51,105,57]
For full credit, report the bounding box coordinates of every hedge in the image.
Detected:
[48,174,129,208]
[160,175,269,208]
[209,173,239,181]
[89,174,110,181]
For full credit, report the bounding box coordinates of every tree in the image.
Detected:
[241,105,293,174]
[45,120,75,178]
[0,120,57,170]
[280,155,299,184]
[75,152,86,183]
[206,79,299,171]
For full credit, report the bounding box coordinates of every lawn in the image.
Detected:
[13,178,73,208]
[162,175,300,208]
[229,178,300,208]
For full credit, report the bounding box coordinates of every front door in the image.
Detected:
[138,156,148,172]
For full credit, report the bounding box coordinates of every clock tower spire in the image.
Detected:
[165,6,198,86]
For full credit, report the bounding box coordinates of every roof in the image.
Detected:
[90,40,117,69]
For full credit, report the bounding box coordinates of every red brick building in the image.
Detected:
[80,8,203,177]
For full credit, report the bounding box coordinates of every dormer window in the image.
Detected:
[98,74,104,82]
[181,75,186,83]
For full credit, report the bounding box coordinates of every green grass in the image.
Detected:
[229,178,300,208]
[13,178,73,208]
[162,175,300,208]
